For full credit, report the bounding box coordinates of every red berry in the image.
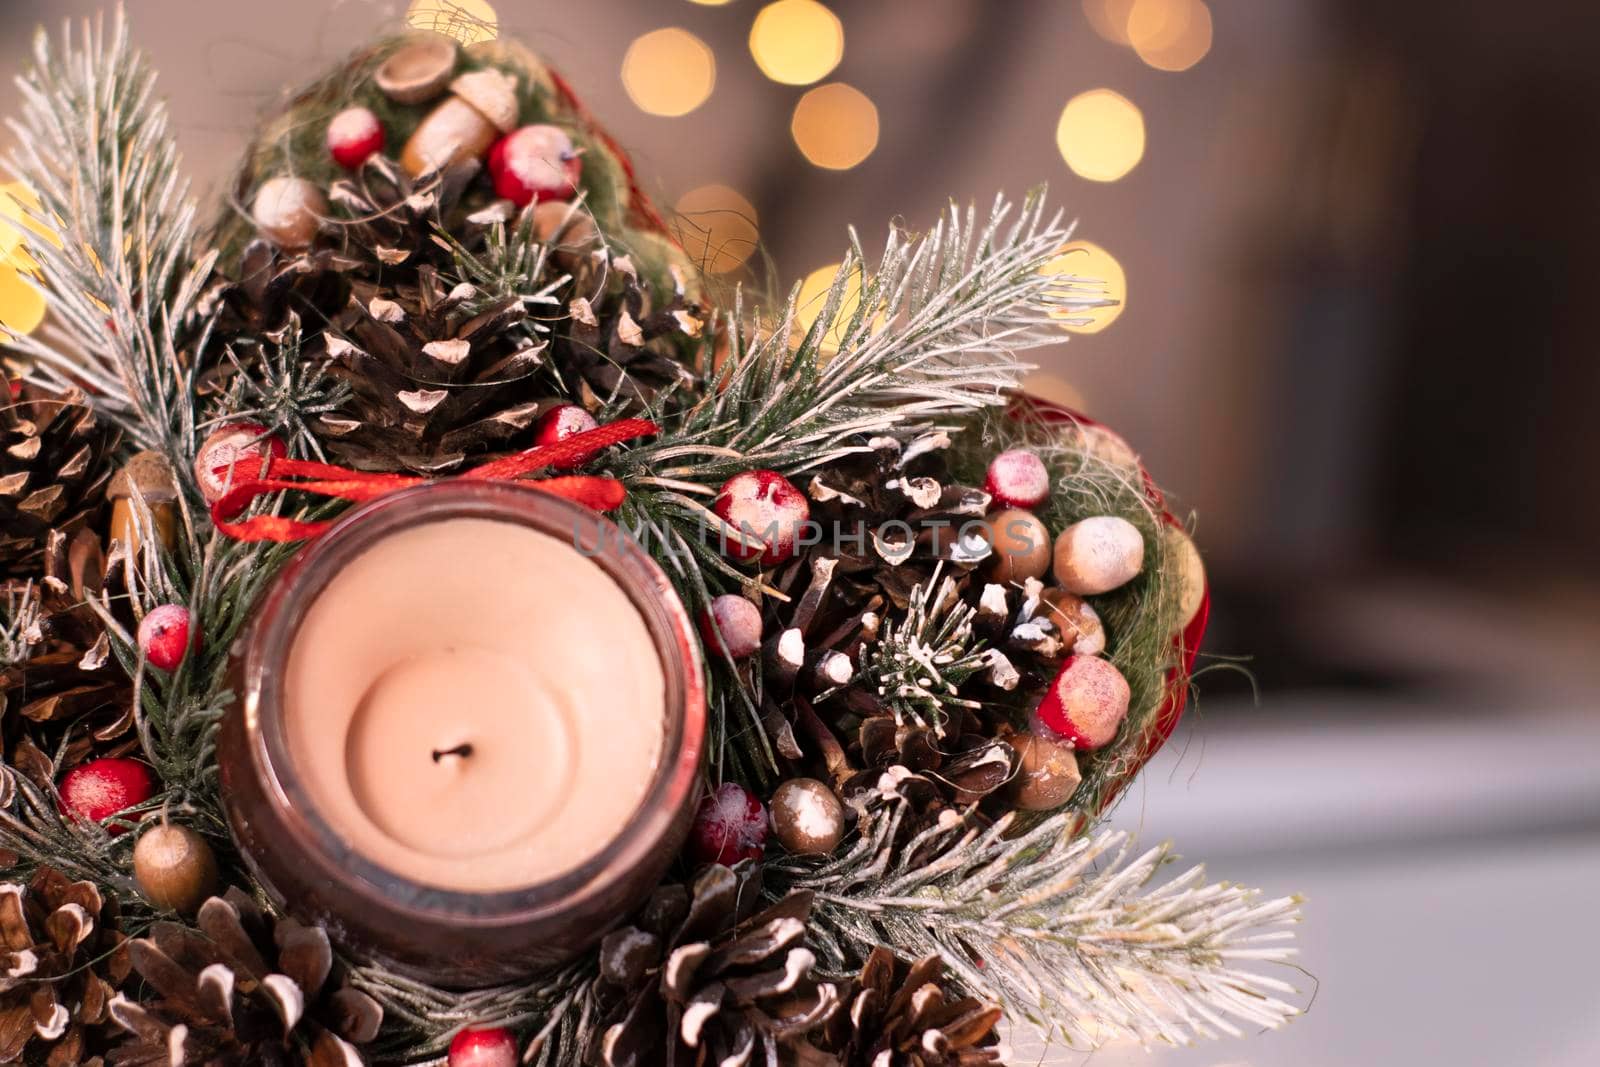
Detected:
[712,471,809,566]
[533,404,599,469]
[488,125,581,207]
[59,758,156,833]
[688,782,767,866]
[699,595,763,660]
[1032,655,1131,751]
[327,107,385,170]
[138,605,195,672]
[984,449,1050,509]
[447,1026,518,1067]
[193,422,287,504]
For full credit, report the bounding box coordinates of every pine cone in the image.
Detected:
[593,865,841,1067]
[0,867,131,1066]
[108,889,381,1067]
[551,258,700,407]
[800,949,1003,1067]
[1,379,121,581]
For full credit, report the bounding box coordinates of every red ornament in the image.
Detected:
[688,782,767,866]
[327,107,386,170]
[699,595,763,660]
[193,422,287,505]
[488,125,581,207]
[712,471,809,566]
[447,1026,518,1067]
[1032,655,1131,751]
[533,404,599,469]
[138,604,196,672]
[984,449,1050,510]
[59,758,157,833]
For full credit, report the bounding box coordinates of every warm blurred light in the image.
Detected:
[1128,0,1213,71]
[1056,90,1145,182]
[622,28,717,117]
[1040,240,1127,334]
[749,0,844,86]
[791,83,879,170]
[794,262,866,354]
[674,184,760,275]
[1082,0,1137,45]
[0,266,46,339]
[688,0,736,4]
[405,0,499,45]
[0,183,59,273]
[1022,371,1090,413]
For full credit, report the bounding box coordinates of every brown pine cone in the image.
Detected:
[107,889,381,1067]
[1,379,121,581]
[592,865,841,1067]
[800,949,1003,1067]
[0,867,131,1066]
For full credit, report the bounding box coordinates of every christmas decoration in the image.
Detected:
[327,107,386,170]
[713,470,809,565]
[132,823,219,914]
[447,1026,518,1067]
[0,9,1306,1064]
[0,867,131,1065]
[688,782,767,866]
[58,758,155,834]
[135,604,193,672]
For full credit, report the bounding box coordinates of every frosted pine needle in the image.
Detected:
[858,567,987,734]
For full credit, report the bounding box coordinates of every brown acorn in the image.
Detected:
[1007,729,1083,811]
[133,823,220,915]
[106,451,178,561]
[769,778,847,856]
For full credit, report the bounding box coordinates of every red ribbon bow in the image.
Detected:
[211,418,658,543]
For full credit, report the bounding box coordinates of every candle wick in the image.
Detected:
[431,743,474,763]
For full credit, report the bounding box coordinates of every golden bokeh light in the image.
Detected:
[1056,89,1145,182]
[687,0,737,4]
[405,0,499,46]
[1040,240,1126,334]
[622,28,717,117]
[1128,0,1213,71]
[1021,371,1090,413]
[794,262,877,354]
[0,183,59,273]
[674,184,760,275]
[790,83,879,170]
[1081,0,1138,45]
[749,0,844,86]
[0,266,46,339]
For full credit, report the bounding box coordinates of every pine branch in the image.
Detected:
[207,312,353,461]
[769,787,1303,1048]
[3,5,214,461]
[856,566,988,733]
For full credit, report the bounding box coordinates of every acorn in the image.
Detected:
[1038,587,1106,656]
[533,200,600,260]
[374,34,459,105]
[401,68,520,177]
[769,778,846,856]
[250,176,328,251]
[133,823,220,915]
[1007,730,1083,811]
[108,450,178,560]
[1052,515,1144,595]
[986,508,1051,583]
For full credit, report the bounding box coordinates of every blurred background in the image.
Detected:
[4,0,1599,1062]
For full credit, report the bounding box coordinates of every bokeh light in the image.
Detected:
[0,267,46,339]
[749,0,844,86]
[1082,0,1138,45]
[1056,89,1145,182]
[0,183,59,273]
[622,28,717,117]
[1040,240,1127,334]
[1021,371,1090,413]
[794,262,866,354]
[687,0,737,5]
[790,83,879,170]
[1128,0,1213,71]
[674,184,760,275]
[404,0,499,46]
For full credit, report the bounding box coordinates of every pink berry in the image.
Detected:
[532,403,599,470]
[447,1026,518,1067]
[699,595,763,660]
[488,125,581,207]
[193,422,287,505]
[985,449,1050,509]
[138,605,195,672]
[327,107,385,170]
[59,758,157,833]
[1032,655,1131,751]
[688,782,767,866]
[712,471,809,566]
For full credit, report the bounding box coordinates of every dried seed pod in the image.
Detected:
[374,35,459,104]
[107,451,178,560]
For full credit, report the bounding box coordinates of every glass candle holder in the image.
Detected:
[217,481,705,986]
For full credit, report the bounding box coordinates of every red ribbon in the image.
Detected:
[211,418,658,542]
